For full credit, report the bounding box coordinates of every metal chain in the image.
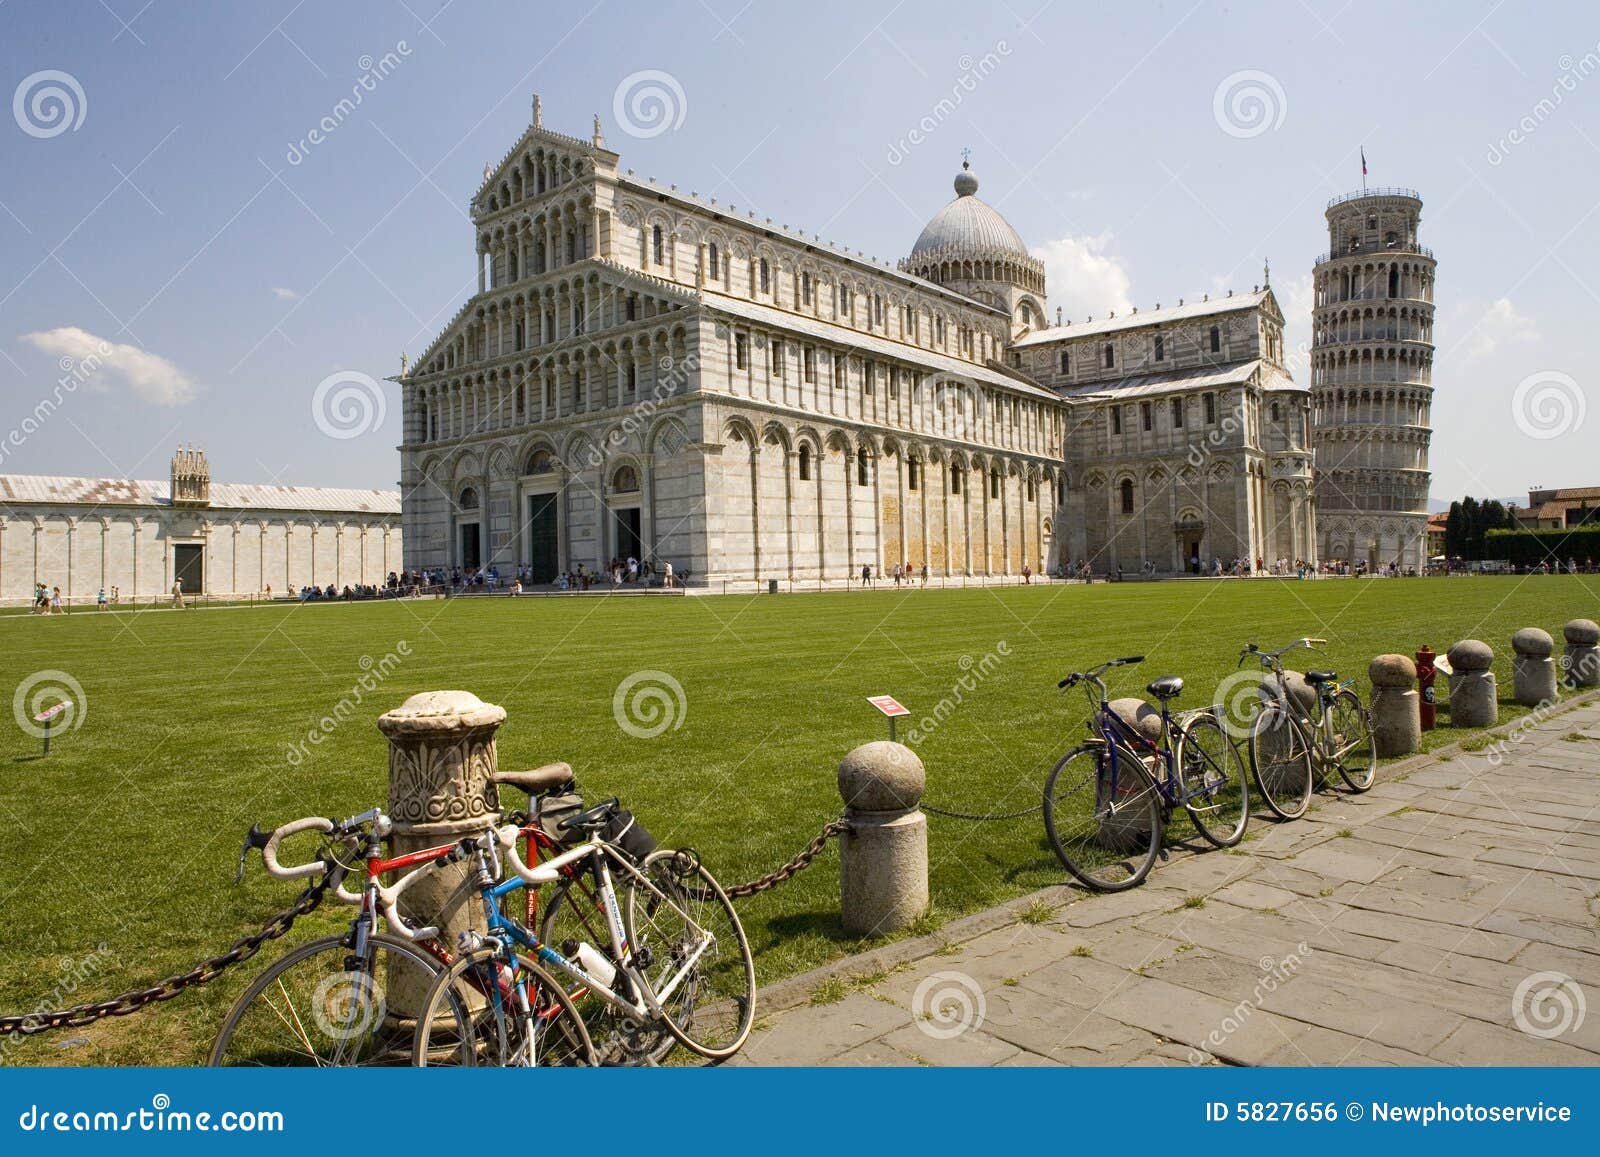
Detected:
[675,818,848,901]
[0,871,333,1037]
[922,800,1043,821]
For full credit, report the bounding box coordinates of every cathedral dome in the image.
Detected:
[908,163,1030,260]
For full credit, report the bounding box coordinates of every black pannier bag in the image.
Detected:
[600,808,657,862]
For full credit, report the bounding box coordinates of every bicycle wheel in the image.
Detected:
[1176,713,1250,847]
[1329,688,1378,792]
[411,946,596,1067]
[209,932,459,1066]
[623,849,756,1060]
[540,872,678,1065]
[1043,742,1162,891]
[1247,704,1314,820]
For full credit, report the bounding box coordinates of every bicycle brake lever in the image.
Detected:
[234,823,269,884]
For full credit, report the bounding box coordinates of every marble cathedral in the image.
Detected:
[397,98,1336,587]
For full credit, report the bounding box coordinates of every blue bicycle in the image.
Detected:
[1044,655,1249,891]
[411,798,756,1065]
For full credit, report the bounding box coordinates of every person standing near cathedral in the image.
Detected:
[171,580,185,610]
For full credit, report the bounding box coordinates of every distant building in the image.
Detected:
[0,449,401,605]
[1426,510,1447,558]
[1512,486,1600,531]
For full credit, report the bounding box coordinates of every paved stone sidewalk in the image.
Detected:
[736,700,1600,1066]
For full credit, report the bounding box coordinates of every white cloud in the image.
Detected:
[271,287,298,301]
[22,326,197,405]
[1465,296,1538,357]
[1031,233,1134,322]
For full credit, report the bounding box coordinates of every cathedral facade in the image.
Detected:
[397,101,1322,587]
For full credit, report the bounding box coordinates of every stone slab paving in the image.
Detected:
[736,700,1600,1067]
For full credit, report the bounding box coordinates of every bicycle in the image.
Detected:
[1044,655,1249,892]
[413,796,757,1064]
[210,803,593,1067]
[1237,639,1378,820]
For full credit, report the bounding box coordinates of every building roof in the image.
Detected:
[1013,289,1271,346]
[908,164,1032,261]
[611,173,1007,318]
[0,474,400,515]
[1060,359,1302,401]
[700,292,1061,402]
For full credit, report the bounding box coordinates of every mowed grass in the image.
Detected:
[1,575,1593,1065]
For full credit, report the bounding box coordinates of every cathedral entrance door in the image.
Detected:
[173,543,204,594]
[459,521,481,570]
[1181,534,1203,573]
[527,493,558,582]
[612,506,642,562]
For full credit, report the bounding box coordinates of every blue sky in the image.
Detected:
[1,0,1596,503]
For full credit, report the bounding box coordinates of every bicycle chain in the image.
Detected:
[0,871,333,1037]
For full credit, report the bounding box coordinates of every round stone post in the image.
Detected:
[1512,628,1559,707]
[837,741,928,937]
[1446,640,1498,727]
[377,690,506,1012]
[1562,619,1600,689]
[1368,654,1420,757]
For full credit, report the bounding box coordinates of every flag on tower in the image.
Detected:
[1361,147,1368,177]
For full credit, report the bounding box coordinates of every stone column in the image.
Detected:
[1511,627,1558,706]
[1562,618,1600,689]
[377,691,506,1012]
[1368,654,1420,757]
[837,741,927,936]
[1447,639,1497,727]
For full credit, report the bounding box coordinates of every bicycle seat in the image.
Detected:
[1146,676,1184,700]
[1305,670,1338,684]
[489,762,575,796]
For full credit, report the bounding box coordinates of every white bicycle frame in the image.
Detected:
[492,825,715,1019]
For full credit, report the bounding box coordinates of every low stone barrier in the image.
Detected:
[1368,654,1420,757]
[1511,628,1558,707]
[1563,618,1600,689]
[1447,639,1497,727]
[837,741,928,936]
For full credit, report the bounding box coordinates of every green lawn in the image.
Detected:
[1,575,1593,1065]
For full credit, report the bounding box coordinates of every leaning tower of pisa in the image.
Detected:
[1309,188,1436,573]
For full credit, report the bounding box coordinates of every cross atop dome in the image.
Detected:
[954,151,978,198]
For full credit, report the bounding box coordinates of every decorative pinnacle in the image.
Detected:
[532,93,542,127]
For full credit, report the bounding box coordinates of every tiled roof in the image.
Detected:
[0,475,400,514]
[1014,289,1271,346]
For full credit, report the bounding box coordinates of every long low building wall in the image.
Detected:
[0,467,403,605]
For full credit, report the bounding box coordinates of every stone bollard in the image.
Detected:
[1368,654,1420,757]
[837,741,928,936]
[377,690,506,1012]
[1511,628,1559,707]
[1562,619,1600,689]
[1446,640,1498,727]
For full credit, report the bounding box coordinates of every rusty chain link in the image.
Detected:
[0,870,334,1037]
[921,800,1043,821]
[673,817,848,901]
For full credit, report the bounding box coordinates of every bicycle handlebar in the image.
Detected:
[261,817,335,880]
[1057,655,1144,690]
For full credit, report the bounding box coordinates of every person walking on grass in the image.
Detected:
[921,563,929,587]
[97,588,107,611]
[51,587,64,614]
[663,560,674,589]
[171,580,185,610]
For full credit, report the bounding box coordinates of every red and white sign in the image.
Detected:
[34,701,71,724]
[867,695,910,718]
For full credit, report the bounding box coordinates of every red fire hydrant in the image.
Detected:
[1416,644,1436,730]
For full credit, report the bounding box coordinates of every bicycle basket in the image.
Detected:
[536,791,585,843]
[600,809,658,862]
